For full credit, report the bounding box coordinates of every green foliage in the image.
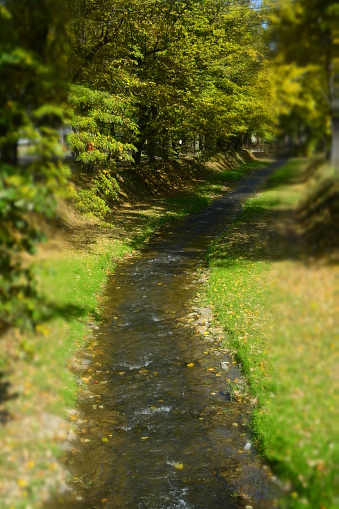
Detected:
[66,85,137,167]
[0,1,67,330]
[66,0,278,161]
[267,0,333,155]
[63,85,136,218]
[75,169,120,218]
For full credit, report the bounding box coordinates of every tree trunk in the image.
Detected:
[332,118,339,166]
[133,139,145,166]
[0,142,18,165]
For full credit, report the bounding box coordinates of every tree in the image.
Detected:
[65,85,137,216]
[0,0,67,330]
[66,0,277,162]
[266,0,334,156]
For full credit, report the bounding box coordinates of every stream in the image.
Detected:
[55,163,282,509]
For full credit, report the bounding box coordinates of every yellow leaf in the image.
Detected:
[102,437,109,442]
[174,463,184,470]
[187,363,194,368]
[35,324,50,336]
[17,479,27,487]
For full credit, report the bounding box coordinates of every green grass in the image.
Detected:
[161,161,271,217]
[202,158,334,508]
[36,238,132,413]
[0,157,268,508]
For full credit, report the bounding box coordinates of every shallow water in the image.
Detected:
[54,164,282,509]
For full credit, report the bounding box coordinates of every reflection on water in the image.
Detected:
[53,165,283,509]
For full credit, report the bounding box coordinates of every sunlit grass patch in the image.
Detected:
[261,263,334,508]
[206,259,275,397]
[203,158,335,508]
[0,235,133,507]
[0,156,267,508]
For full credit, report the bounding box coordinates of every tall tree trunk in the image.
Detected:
[133,139,145,166]
[332,118,339,166]
[1,142,18,165]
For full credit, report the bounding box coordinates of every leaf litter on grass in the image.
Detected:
[0,155,266,508]
[202,158,335,508]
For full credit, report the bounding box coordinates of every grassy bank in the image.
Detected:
[202,158,334,508]
[0,155,269,508]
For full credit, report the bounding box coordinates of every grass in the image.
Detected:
[202,158,335,508]
[0,155,269,508]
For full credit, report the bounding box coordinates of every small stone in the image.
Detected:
[221,362,229,371]
[244,442,251,451]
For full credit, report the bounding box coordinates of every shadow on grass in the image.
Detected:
[208,163,335,266]
[0,372,18,425]
[267,158,323,189]
[64,157,271,252]
[36,300,100,325]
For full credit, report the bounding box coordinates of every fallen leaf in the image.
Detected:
[102,437,109,442]
[174,463,184,470]
[187,363,194,368]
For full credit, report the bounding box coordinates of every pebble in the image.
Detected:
[244,442,251,451]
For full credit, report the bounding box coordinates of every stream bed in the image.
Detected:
[55,164,282,509]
